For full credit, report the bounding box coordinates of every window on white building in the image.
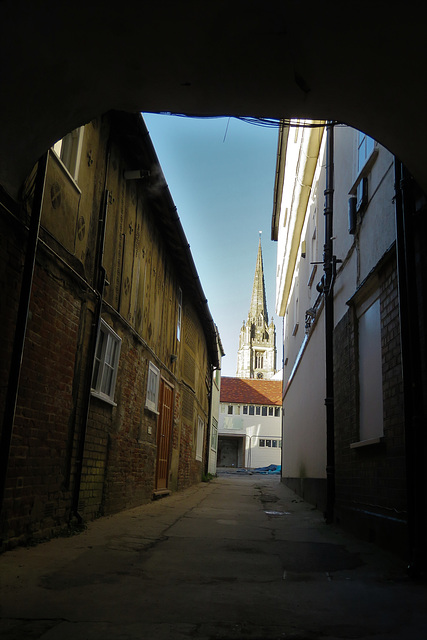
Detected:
[249,406,255,416]
[357,131,375,175]
[227,405,233,415]
[259,439,265,447]
[91,320,121,403]
[243,405,248,414]
[211,417,218,451]
[262,406,267,416]
[268,406,274,416]
[256,406,261,416]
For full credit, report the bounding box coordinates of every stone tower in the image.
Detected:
[236,235,277,379]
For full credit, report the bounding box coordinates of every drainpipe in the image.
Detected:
[71,140,111,522]
[323,122,335,523]
[0,152,48,518]
[394,159,426,576]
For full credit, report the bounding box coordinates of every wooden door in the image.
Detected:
[155,379,174,490]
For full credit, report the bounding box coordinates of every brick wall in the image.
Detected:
[334,253,407,553]
[2,252,83,546]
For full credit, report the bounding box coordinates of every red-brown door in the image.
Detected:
[155,379,174,490]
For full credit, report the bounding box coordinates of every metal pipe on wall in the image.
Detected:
[323,122,335,524]
[394,159,427,576]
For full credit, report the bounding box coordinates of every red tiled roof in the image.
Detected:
[220,377,282,406]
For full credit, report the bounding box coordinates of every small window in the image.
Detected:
[275,407,280,417]
[53,126,85,181]
[259,439,265,447]
[262,406,268,416]
[228,405,233,415]
[357,131,375,174]
[256,406,261,416]
[211,417,218,451]
[243,405,248,415]
[196,416,204,461]
[278,440,282,448]
[268,406,274,416]
[266,440,271,447]
[272,440,277,448]
[249,406,255,416]
[91,320,121,403]
[177,287,182,341]
[145,361,160,413]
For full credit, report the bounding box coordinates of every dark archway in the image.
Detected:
[1,2,427,197]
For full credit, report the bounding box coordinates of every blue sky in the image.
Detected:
[143,113,282,377]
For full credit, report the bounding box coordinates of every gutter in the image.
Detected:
[322,122,335,524]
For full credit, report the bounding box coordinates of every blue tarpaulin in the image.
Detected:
[253,464,281,475]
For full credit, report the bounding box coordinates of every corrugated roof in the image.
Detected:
[220,377,282,406]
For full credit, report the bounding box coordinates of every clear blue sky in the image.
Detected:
[143,113,282,377]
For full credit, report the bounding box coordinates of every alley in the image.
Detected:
[1,474,426,640]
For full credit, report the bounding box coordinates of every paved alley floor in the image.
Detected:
[1,474,427,640]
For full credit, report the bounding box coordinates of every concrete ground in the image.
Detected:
[1,472,426,640]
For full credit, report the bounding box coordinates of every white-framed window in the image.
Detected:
[91,320,121,404]
[357,131,375,175]
[256,406,261,416]
[52,126,85,182]
[227,405,233,415]
[243,405,248,414]
[268,406,274,416]
[275,407,281,417]
[145,361,160,413]
[262,406,268,416]
[211,417,218,451]
[177,287,182,341]
[259,439,265,447]
[196,416,204,461]
[249,406,255,415]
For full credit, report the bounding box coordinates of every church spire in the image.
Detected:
[249,232,269,325]
[236,233,277,380]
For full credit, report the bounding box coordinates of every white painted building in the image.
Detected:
[272,120,406,550]
[217,377,282,469]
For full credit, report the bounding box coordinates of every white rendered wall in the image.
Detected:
[218,405,281,468]
[282,316,326,479]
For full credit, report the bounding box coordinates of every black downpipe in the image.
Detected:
[394,159,426,576]
[323,123,335,523]
[71,143,111,521]
[0,152,48,518]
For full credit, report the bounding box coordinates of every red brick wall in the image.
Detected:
[2,254,82,546]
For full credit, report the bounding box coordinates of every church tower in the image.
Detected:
[236,234,277,379]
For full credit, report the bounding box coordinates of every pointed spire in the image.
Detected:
[248,233,268,324]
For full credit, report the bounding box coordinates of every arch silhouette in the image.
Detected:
[1,1,427,197]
